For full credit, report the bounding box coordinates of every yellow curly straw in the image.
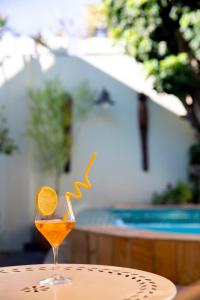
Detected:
[63,152,97,220]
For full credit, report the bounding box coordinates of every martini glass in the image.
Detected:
[35,196,75,285]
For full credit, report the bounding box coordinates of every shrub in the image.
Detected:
[0,106,17,155]
[152,182,193,205]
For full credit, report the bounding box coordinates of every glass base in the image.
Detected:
[39,275,72,285]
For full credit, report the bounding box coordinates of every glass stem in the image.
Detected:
[53,246,59,275]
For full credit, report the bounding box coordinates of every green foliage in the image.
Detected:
[104,0,200,111]
[180,10,200,60]
[152,182,194,205]
[0,106,17,155]
[0,16,7,30]
[28,78,94,177]
[28,79,72,174]
[145,53,200,99]
[73,81,95,120]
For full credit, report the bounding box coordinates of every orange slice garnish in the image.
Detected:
[36,186,58,216]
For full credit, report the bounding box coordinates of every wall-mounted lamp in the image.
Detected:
[94,88,115,108]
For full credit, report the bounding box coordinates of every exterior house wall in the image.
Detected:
[0,53,195,250]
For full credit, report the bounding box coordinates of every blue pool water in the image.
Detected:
[110,208,200,234]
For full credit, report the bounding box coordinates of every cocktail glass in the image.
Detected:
[35,196,75,285]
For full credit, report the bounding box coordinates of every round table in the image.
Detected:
[0,264,176,300]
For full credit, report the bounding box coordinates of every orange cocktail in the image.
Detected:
[35,188,76,285]
[35,219,75,248]
[35,152,96,285]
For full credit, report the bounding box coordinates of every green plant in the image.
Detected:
[73,80,95,120]
[0,106,17,155]
[0,15,7,35]
[104,1,200,137]
[152,182,193,205]
[28,78,94,192]
[28,79,72,192]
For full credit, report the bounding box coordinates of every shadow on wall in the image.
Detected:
[0,50,194,251]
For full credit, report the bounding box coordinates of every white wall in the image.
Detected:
[0,53,195,250]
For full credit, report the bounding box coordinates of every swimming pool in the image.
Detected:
[111,208,200,234]
[78,208,200,234]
